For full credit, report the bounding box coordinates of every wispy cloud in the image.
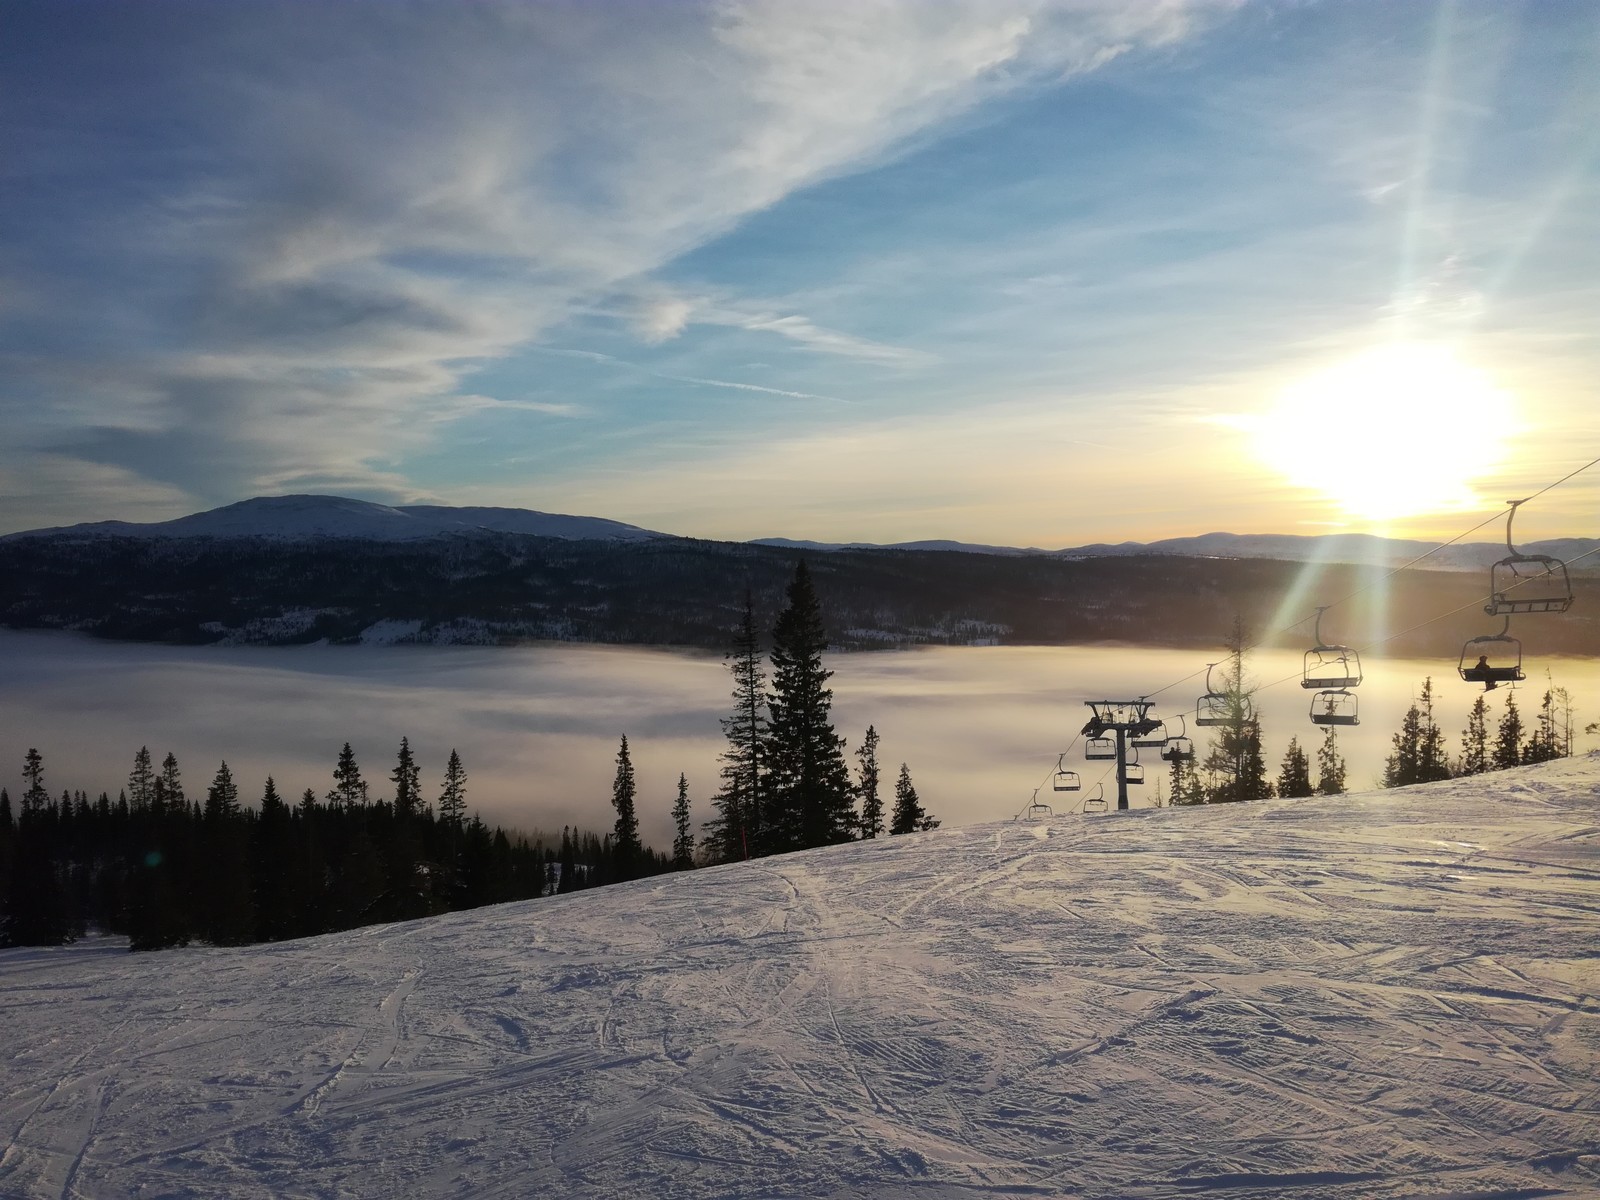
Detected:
[0,0,1217,526]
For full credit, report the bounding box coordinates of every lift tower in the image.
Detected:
[1082,700,1163,811]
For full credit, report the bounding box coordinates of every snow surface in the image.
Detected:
[3,759,1598,1198]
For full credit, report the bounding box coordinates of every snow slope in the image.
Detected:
[2,759,1598,1198]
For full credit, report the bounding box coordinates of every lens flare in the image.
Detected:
[1254,344,1515,521]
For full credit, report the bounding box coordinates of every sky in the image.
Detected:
[3,0,1598,546]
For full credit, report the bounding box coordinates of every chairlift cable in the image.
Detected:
[1134,458,1598,709]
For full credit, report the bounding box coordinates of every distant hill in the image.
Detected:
[8,495,1593,571]
[3,494,667,544]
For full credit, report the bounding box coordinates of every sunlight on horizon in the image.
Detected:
[1252,344,1516,522]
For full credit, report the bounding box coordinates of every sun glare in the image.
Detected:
[1253,344,1515,522]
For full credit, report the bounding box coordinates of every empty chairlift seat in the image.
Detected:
[1085,737,1117,760]
[1310,688,1359,726]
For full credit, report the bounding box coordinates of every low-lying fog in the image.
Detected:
[3,630,1596,849]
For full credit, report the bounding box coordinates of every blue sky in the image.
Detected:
[3,0,1597,543]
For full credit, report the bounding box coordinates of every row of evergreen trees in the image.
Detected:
[0,740,667,950]
[604,562,939,872]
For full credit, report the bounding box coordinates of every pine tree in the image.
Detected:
[390,736,421,818]
[1276,737,1314,798]
[1493,693,1523,770]
[21,748,47,816]
[1523,689,1563,764]
[610,736,642,879]
[160,752,184,807]
[203,760,240,821]
[705,591,766,863]
[1316,725,1347,795]
[1416,678,1451,782]
[1200,622,1272,803]
[128,746,155,813]
[1383,703,1422,787]
[438,749,467,827]
[1461,695,1491,775]
[327,742,365,809]
[890,763,938,834]
[1168,752,1205,806]
[764,562,856,852]
[855,725,884,839]
[670,773,694,869]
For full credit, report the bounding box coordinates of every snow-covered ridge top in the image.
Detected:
[2,758,1597,1197]
[3,494,668,543]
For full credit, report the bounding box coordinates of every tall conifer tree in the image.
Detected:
[671,774,694,869]
[1276,737,1313,798]
[706,591,766,862]
[764,562,855,852]
[610,737,641,878]
[1461,695,1491,775]
[855,725,884,839]
[1316,725,1347,795]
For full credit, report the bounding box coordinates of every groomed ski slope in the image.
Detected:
[2,760,1597,1199]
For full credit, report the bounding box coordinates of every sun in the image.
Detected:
[1252,343,1516,522]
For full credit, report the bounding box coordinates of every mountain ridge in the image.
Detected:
[9,492,1592,572]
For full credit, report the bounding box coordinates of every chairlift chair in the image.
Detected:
[1309,688,1359,726]
[1085,736,1116,761]
[1160,715,1196,762]
[1082,783,1107,814]
[1052,755,1082,793]
[1026,798,1054,819]
[1195,662,1252,726]
[1302,607,1362,690]
[1459,618,1524,690]
[1131,721,1168,750]
[1486,499,1574,616]
[1124,762,1146,785]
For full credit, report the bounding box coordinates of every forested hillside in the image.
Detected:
[4,532,1595,655]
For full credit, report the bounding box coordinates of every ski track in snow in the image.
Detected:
[2,758,1598,1198]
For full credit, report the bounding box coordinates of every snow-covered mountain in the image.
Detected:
[4,494,667,543]
[3,757,1596,1198]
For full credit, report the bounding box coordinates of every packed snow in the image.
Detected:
[2,758,1597,1198]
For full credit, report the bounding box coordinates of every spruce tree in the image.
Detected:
[128,746,155,813]
[200,761,253,944]
[610,736,641,879]
[390,737,421,818]
[1383,703,1423,787]
[328,743,366,809]
[764,562,856,852]
[889,763,938,834]
[705,591,766,863]
[1493,693,1523,770]
[855,725,884,839]
[671,773,694,869]
[1416,678,1451,782]
[1316,725,1347,795]
[1200,622,1272,803]
[438,749,467,827]
[22,748,47,816]
[1168,752,1205,806]
[1276,737,1314,798]
[1523,689,1563,764]
[1461,696,1491,776]
[159,752,184,807]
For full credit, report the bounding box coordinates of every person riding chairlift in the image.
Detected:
[1462,654,1499,690]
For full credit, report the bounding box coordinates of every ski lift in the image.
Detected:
[1053,755,1082,792]
[1309,688,1359,726]
[1124,750,1146,785]
[1082,783,1107,814]
[1085,736,1116,761]
[1459,617,1524,690]
[1160,715,1196,762]
[1131,720,1168,750]
[1195,662,1251,726]
[1302,607,1362,690]
[1026,793,1054,819]
[1486,499,1574,616]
